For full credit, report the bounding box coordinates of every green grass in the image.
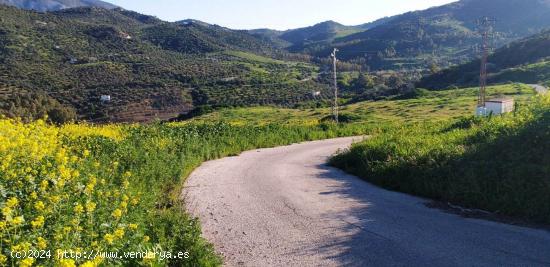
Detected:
[72,122,370,266]
[330,94,550,224]
[193,84,535,125]
[190,83,550,225]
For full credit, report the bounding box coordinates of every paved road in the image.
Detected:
[529,84,548,94]
[183,137,550,267]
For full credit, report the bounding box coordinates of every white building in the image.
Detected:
[100,95,111,102]
[478,98,514,116]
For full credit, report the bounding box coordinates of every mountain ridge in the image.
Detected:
[0,0,117,11]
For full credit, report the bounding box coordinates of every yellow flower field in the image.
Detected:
[0,119,147,266]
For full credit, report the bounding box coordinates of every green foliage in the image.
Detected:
[0,5,325,122]
[0,91,76,123]
[80,121,368,265]
[193,84,535,126]
[419,30,550,89]
[330,95,550,223]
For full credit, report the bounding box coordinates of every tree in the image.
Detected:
[429,62,440,74]
[354,72,375,90]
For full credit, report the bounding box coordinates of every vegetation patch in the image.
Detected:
[0,117,369,266]
[330,95,550,224]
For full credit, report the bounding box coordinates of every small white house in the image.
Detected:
[100,95,111,102]
[484,98,514,115]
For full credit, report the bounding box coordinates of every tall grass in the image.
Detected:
[331,95,550,223]
[0,119,369,266]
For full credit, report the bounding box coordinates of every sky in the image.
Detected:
[102,0,457,30]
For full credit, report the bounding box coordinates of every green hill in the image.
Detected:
[249,19,390,50]
[418,30,550,89]
[0,5,327,122]
[0,0,117,11]
[264,0,550,70]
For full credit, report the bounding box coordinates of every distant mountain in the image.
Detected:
[280,21,364,50]
[173,19,277,54]
[418,30,550,89]
[0,0,117,11]
[249,18,390,50]
[0,5,326,122]
[264,0,550,70]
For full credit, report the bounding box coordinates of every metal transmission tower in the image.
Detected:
[477,17,496,108]
[331,48,339,123]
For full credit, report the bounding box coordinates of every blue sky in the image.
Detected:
[103,0,457,30]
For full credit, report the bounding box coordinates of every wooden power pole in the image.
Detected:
[331,48,339,123]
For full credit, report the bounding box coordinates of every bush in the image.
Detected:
[331,95,550,223]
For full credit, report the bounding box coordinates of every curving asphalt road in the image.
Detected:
[183,137,550,267]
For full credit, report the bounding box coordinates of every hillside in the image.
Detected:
[418,30,550,89]
[0,0,117,11]
[0,5,327,122]
[265,0,550,70]
[249,18,391,50]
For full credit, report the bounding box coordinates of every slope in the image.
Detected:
[293,0,550,70]
[0,0,117,11]
[418,30,550,89]
[249,18,390,50]
[0,5,326,122]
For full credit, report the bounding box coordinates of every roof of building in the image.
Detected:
[486,98,514,103]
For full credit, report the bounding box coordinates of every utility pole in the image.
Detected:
[331,48,339,123]
[477,17,495,109]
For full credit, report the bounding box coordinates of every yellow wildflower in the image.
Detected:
[19,257,35,267]
[143,235,150,242]
[40,180,48,191]
[83,149,90,157]
[12,216,24,226]
[112,209,122,219]
[35,201,45,212]
[85,202,96,213]
[50,195,61,203]
[74,204,84,214]
[114,228,125,238]
[31,216,45,228]
[2,207,12,217]
[128,223,138,230]
[36,237,47,249]
[59,259,76,267]
[6,197,18,208]
[104,233,115,244]
[0,254,6,265]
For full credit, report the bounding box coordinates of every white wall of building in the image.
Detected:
[485,101,514,115]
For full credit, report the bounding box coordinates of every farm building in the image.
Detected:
[477,98,514,116]
[100,95,111,102]
[485,98,514,114]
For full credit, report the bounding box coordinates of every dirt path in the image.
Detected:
[183,137,550,266]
